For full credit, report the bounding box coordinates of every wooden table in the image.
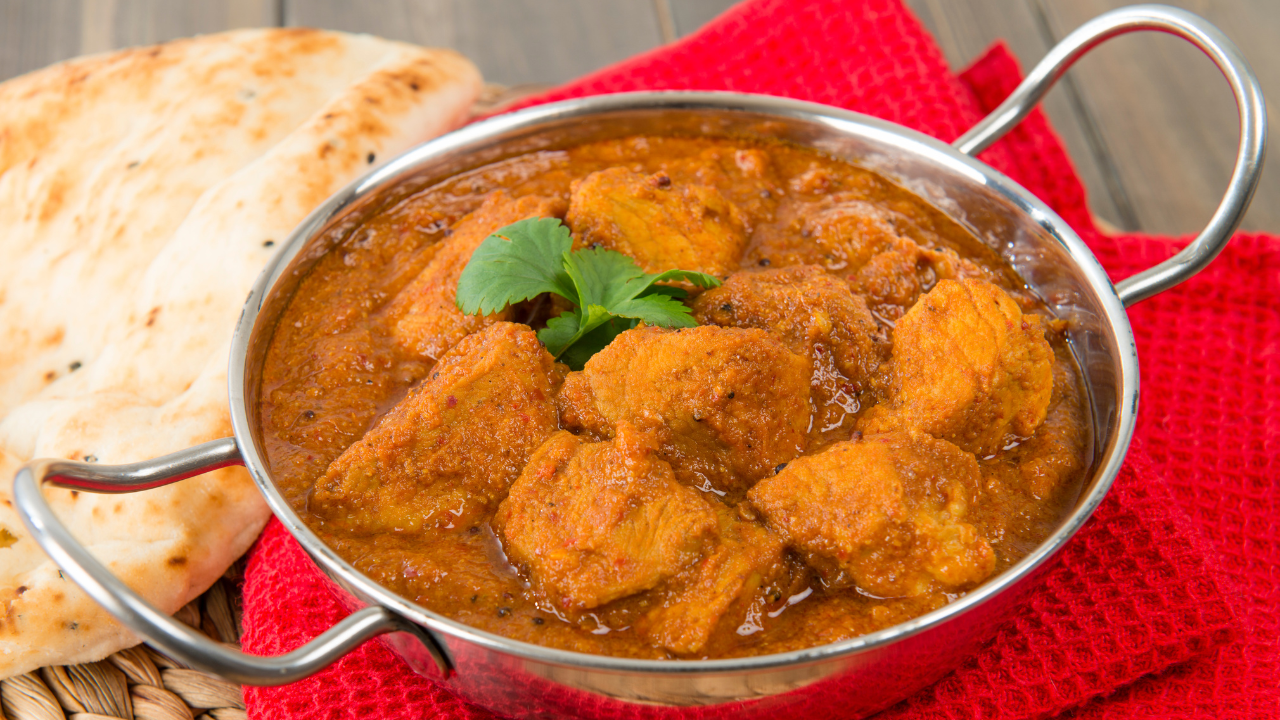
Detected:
[3,0,1275,236]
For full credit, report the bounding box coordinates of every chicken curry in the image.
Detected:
[259,135,1090,659]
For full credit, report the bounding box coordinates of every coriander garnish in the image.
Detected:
[456,217,720,368]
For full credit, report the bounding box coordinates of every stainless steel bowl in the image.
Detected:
[14,5,1265,719]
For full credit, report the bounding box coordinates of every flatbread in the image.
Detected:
[0,29,482,678]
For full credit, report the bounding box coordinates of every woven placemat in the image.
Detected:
[0,559,248,720]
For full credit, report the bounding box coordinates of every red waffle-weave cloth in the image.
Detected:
[241,0,1279,717]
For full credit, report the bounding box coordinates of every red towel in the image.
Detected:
[241,1,1280,717]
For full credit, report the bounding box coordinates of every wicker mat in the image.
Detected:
[0,560,247,720]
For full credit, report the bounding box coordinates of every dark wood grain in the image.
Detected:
[669,0,739,37]
[1035,0,1280,235]
[904,0,1134,231]
[0,0,279,82]
[0,0,81,81]
[106,0,279,47]
[283,0,665,86]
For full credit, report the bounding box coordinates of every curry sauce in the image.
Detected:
[258,136,1090,659]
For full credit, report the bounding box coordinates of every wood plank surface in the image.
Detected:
[0,1,82,80]
[669,0,739,37]
[1035,0,1280,235]
[905,0,1135,231]
[283,0,665,87]
[104,0,278,48]
[1,0,1276,237]
[0,0,278,78]
[907,0,1278,235]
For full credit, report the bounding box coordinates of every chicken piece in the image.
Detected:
[635,508,789,655]
[566,167,747,277]
[555,370,611,440]
[858,279,1054,455]
[691,265,886,436]
[386,191,566,361]
[309,323,560,535]
[749,431,994,597]
[850,237,988,310]
[692,266,882,381]
[558,325,811,494]
[745,196,906,271]
[744,195,988,309]
[651,145,780,220]
[495,425,719,612]
[497,424,789,655]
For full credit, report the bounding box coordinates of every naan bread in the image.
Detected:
[0,29,482,678]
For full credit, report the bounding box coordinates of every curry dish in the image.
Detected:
[259,135,1091,659]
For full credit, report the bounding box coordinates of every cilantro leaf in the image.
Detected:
[535,310,583,358]
[609,294,700,328]
[563,248,723,308]
[456,217,577,315]
[532,308,583,356]
[536,304,613,358]
[638,285,689,299]
[563,247,647,309]
[556,317,636,370]
[456,217,723,366]
[634,269,723,295]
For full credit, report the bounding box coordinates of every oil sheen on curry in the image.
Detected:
[260,135,1091,659]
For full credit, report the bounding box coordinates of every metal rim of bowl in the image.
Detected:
[226,89,1138,675]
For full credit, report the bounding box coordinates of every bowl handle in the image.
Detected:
[12,437,449,685]
[952,4,1266,307]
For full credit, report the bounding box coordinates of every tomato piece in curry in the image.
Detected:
[259,136,1090,659]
